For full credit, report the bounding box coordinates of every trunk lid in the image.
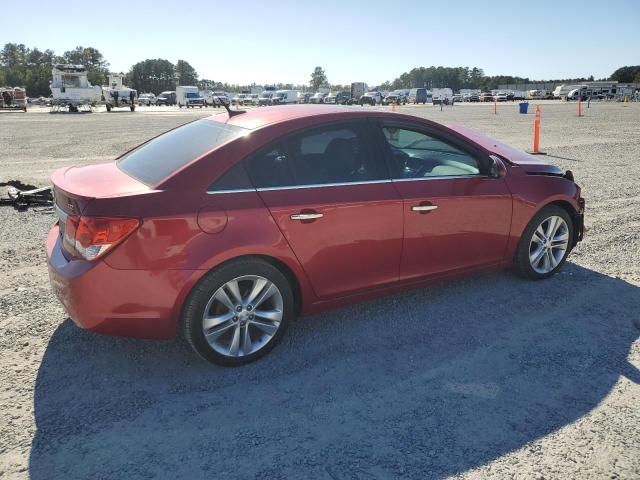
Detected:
[51,162,151,255]
[51,162,150,216]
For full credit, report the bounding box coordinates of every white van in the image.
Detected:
[176,86,204,108]
[271,90,299,105]
[432,88,453,105]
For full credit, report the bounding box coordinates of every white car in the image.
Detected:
[232,94,248,106]
[243,94,259,106]
[138,93,156,106]
[309,92,328,104]
[360,91,383,105]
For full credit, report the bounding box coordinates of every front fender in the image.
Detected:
[504,173,582,259]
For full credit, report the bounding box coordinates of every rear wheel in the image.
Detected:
[514,205,573,279]
[182,259,293,366]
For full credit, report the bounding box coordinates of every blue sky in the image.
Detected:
[6,0,639,85]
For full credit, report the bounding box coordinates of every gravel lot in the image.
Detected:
[1,102,639,479]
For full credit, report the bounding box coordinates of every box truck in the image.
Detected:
[176,86,204,108]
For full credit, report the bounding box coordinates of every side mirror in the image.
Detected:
[489,156,506,179]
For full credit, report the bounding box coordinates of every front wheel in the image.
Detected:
[514,205,574,279]
[182,258,293,366]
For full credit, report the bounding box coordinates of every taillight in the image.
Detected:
[63,215,140,261]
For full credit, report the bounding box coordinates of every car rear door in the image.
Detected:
[373,120,512,280]
[245,120,403,299]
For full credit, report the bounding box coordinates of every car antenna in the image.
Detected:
[220,95,246,117]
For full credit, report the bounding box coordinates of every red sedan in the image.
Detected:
[47,105,584,365]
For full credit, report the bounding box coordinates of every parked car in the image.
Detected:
[324,92,337,104]
[408,88,429,104]
[309,92,328,104]
[382,92,407,105]
[493,92,508,102]
[46,105,584,366]
[258,91,276,106]
[299,92,313,104]
[232,94,248,106]
[243,94,259,106]
[156,91,176,106]
[480,92,494,102]
[335,91,351,105]
[360,91,383,105]
[204,92,230,107]
[452,94,463,103]
[465,93,480,102]
[137,93,156,106]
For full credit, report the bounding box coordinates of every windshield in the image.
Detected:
[118,119,250,186]
[260,92,273,98]
[186,92,200,98]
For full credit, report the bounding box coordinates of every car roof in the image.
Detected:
[205,105,409,130]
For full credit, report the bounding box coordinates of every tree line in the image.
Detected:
[1,43,637,97]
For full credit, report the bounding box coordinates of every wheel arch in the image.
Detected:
[545,199,582,248]
[173,253,306,333]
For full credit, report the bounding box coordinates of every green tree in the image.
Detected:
[310,66,327,91]
[0,43,62,95]
[609,66,640,83]
[175,59,198,85]
[127,59,176,94]
[62,46,109,86]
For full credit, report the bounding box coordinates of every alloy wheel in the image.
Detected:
[529,215,570,274]
[202,275,283,358]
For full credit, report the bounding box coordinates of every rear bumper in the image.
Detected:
[46,225,187,339]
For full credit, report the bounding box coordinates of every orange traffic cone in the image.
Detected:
[578,97,583,117]
[530,105,546,155]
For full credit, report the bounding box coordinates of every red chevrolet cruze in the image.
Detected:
[47,105,584,365]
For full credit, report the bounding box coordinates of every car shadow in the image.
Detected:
[29,263,639,479]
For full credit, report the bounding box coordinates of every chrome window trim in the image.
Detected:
[206,188,256,195]
[205,175,490,194]
[391,174,486,182]
[256,179,392,192]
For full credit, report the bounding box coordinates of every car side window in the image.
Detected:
[245,123,388,188]
[285,124,386,186]
[382,127,481,179]
[245,143,294,189]
[208,162,253,192]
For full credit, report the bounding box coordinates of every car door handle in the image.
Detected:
[411,205,438,212]
[290,213,323,220]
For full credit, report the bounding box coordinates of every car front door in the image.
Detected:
[374,121,512,280]
[245,120,403,299]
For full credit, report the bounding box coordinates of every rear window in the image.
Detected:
[118,119,250,185]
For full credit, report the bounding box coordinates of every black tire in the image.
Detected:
[514,205,574,280]
[182,258,294,366]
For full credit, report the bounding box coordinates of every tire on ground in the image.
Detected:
[181,257,294,366]
[514,204,574,280]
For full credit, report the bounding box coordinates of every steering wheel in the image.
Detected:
[391,146,428,177]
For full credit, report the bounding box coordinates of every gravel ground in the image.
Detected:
[0,102,638,479]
